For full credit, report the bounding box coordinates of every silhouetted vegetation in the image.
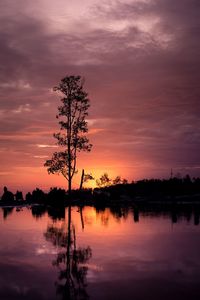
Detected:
[79,170,94,190]
[47,187,66,206]
[1,175,200,210]
[44,75,92,195]
[94,174,200,205]
[96,173,128,188]
[31,188,46,203]
[1,186,14,202]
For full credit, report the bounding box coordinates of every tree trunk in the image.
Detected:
[67,96,72,196]
[80,206,84,230]
[79,169,85,190]
[68,177,72,196]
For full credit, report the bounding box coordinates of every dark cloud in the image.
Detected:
[0,0,200,190]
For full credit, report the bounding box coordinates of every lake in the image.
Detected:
[0,205,200,300]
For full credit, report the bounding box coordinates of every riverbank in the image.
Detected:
[1,193,200,208]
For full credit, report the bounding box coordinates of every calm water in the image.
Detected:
[0,205,200,300]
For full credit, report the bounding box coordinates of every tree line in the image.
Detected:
[1,174,200,206]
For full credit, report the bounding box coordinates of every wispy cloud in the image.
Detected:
[12,103,31,114]
[37,144,58,148]
[34,155,49,158]
[0,0,200,189]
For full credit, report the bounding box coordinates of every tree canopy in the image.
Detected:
[44,75,92,193]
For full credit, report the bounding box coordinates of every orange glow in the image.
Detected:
[0,156,133,194]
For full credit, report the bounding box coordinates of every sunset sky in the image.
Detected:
[0,0,200,193]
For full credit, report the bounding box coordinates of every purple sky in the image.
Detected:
[0,0,200,192]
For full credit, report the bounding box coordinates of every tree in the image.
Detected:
[113,176,122,185]
[96,173,111,188]
[79,169,94,190]
[44,76,92,194]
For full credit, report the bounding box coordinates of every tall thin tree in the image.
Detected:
[44,75,92,194]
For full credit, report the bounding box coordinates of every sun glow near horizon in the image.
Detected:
[1,0,200,193]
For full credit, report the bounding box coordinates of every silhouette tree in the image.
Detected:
[112,176,122,185]
[96,174,128,188]
[1,186,14,202]
[96,173,111,188]
[79,169,94,190]
[44,76,92,195]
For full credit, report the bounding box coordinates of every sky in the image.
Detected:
[0,0,200,193]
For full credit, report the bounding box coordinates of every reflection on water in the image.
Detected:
[44,207,92,299]
[2,207,14,220]
[0,204,200,299]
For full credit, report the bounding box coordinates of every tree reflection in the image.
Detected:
[1,207,14,220]
[44,206,92,300]
[31,205,46,219]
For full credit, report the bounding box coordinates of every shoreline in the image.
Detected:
[1,194,200,209]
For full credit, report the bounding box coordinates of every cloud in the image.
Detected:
[33,155,49,159]
[0,0,200,189]
[12,104,31,114]
[37,144,58,148]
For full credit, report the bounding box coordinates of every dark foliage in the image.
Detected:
[94,175,200,204]
[44,75,92,194]
[47,187,67,206]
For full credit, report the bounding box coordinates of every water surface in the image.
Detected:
[0,205,200,299]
